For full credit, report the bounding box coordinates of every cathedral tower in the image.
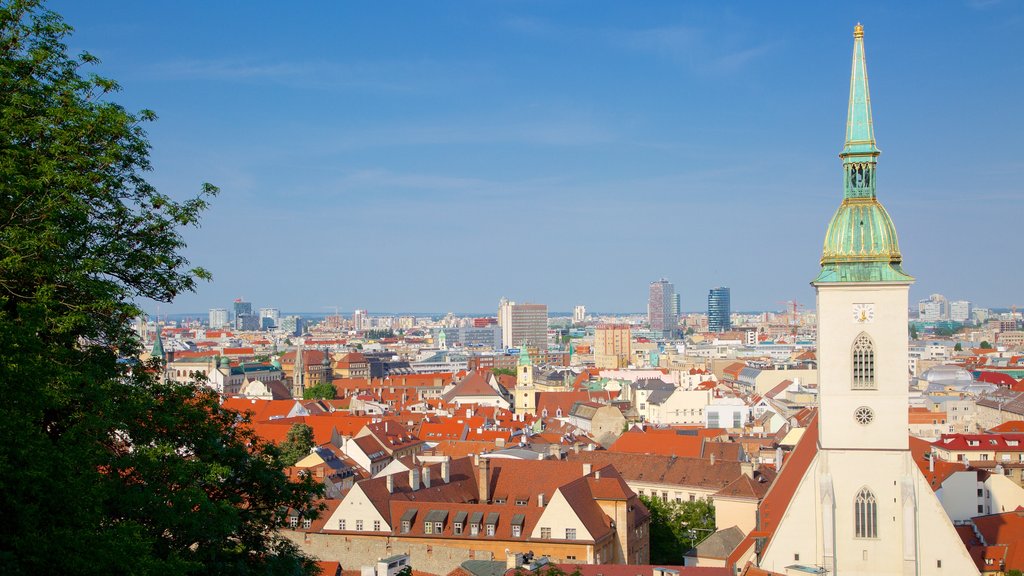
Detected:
[754,25,978,576]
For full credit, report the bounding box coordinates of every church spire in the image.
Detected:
[814,24,913,284]
[842,24,879,165]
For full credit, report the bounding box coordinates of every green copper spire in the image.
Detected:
[151,330,164,360]
[814,25,913,285]
[517,342,532,367]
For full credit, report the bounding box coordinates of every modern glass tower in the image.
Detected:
[707,287,731,332]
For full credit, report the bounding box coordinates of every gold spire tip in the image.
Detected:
[854,23,864,38]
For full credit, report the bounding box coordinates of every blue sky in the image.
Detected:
[53,1,1023,315]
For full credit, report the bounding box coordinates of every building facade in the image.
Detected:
[648,279,676,338]
[208,308,229,328]
[498,298,548,350]
[594,324,631,369]
[707,287,731,333]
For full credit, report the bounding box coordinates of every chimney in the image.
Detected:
[775,447,784,469]
[409,468,420,491]
[740,461,754,478]
[441,457,451,483]
[583,463,592,476]
[478,457,491,503]
[595,469,601,480]
[538,493,545,507]
[386,474,394,494]
[422,466,431,489]
[710,453,716,466]
[573,443,580,454]
[929,455,935,473]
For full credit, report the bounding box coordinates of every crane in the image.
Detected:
[778,300,805,342]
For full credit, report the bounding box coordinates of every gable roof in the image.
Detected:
[754,414,819,552]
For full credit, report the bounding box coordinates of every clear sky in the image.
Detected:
[53,1,1023,315]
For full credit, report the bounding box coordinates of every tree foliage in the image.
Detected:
[279,423,316,467]
[640,495,716,564]
[981,341,992,349]
[954,342,962,352]
[303,381,337,400]
[0,2,321,573]
[491,367,517,377]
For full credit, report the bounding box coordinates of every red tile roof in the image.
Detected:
[756,414,819,553]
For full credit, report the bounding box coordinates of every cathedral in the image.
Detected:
[748,25,979,575]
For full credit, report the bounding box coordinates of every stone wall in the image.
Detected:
[284,532,493,576]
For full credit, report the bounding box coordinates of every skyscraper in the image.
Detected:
[648,279,676,337]
[498,298,548,350]
[232,298,252,320]
[756,25,976,575]
[353,309,368,331]
[572,305,587,324]
[594,324,631,369]
[707,287,731,332]
[259,307,280,329]
[208,308,228,328]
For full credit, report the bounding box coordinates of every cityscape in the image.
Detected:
[4,3,1024,576]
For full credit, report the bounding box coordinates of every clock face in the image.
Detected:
[852,303,875,323]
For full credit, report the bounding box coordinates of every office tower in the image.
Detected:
[208,308,229,328]
[573,305,587,324]
[232,298,252,320]
[279,315,305,337]
[948,300,972,323]
[259,307,280,329]
[756,25,976,574]
[648,279,676,337]
[708,287,731,332]
[235,313,259,331]
[671,293,681,320]
[498,298,548,350]
[918,293,949,321]
[594,324,631,369]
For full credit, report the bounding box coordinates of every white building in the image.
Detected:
[208,308,229,328]
[949,300,973,323]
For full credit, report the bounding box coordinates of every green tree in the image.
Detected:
[303,381,337,400]
[980,341,993,349]
[491,367,517,377]
[0,2,321,573]
[280,423,316,466]
[909,324,919,340]
[640,495,716,564]
[954,342,962,352]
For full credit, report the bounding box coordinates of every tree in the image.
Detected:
[981,341,993,349]
[280,423,316,466]
[640,495,716,564]
[909,324,919,340]
[303,381,337,400]
[0,2,321,573]
[954,342,962,352]
[491,367,517,377]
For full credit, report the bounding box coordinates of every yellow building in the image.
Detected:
[594,324,631,369]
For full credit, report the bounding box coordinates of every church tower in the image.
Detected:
[754,25,978,576]
[515,343,536,415]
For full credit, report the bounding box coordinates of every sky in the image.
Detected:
[52,1,1023,315]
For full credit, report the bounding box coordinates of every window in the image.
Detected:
[302,518,312,529]
[515,498,528,506]
[424,522,433,535]
[401,520,410,533]
[289,516,298,528]
[435,521,443,533]
[339,519,346,530]
[470,523,480,536]
[854,487,877,538]
[454,522,463,535]
[661,492,668,502]
[513,525,522,537]
[486,524,495,536]
[978,505,984,513]
[852,334,876,389]
[541,527,552,539]
[978,488,983,497]
[794,554,800,561]
[374,520,380,531]
[689,494,695,502]
[566,528,576,540]
[356,520,363,531]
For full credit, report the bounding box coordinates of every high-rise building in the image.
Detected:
[498,298,548,350]
[648,279,676,337]
[232,299,252,320]
[707,287,731,332]
[670,293,681,320]
[594,324,631,369]
[949,300,972,323]
[259,307,280,329]
[756,25,977,575]
[918,293,949,321]
[208,308,229,329]
[573,305,587,324]
[353,309,368,332]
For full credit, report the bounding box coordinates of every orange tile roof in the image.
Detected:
[756,414,819,552]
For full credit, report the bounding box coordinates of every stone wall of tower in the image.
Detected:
[816,283,909,451]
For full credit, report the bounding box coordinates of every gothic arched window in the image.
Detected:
[854,487,877,538]
[852,333,876,390]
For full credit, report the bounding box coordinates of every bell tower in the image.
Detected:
[813,23,913,451]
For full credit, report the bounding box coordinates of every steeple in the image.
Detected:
[517,341,532,367]
[151,330,165,362]
[814,24,913,284]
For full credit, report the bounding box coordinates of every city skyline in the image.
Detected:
[54,1,1024,314]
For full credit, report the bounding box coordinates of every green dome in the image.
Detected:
[815,197,912,283]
